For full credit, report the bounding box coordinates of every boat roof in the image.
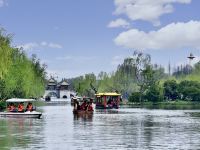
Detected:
[6,98,36,103]
[72,96,82,100]
[95,92,121,96]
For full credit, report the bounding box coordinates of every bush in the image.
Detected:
[0,101,6,111]
[128,92,141,103]
[179,80,200,101]
[163,80,179,100]
[145,84,162,102]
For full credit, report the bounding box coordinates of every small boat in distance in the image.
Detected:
[95,92,121,109]
[0,98,42,119]
[72,97,94,115]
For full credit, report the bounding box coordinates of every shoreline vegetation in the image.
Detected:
[69,51,200,107]
[1,28,200,111]
[121,101,200,109]
[0,100,6,111]
[0,28,47,110]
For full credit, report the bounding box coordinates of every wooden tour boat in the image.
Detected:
[95,92,121,109]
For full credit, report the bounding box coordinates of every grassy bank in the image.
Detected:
[123,101,200,109]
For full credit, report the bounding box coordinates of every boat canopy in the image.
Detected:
[95,92,121,97]
[6,98,36,103]
[72,96,82,100]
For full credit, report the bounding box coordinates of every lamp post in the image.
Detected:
[187,53,195,65]
[187,53,195,74]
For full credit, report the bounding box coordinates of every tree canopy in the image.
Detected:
[0,28,47,101]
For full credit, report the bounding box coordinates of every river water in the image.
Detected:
[1,101,200,150]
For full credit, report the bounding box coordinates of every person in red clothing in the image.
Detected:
[87,102,94,112]
[18,102,24,112]
[80,100,87,111]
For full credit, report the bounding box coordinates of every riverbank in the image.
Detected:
[122,101,200,109]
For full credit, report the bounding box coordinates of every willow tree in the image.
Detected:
[113,58,138,96]
[130,51,155,103]
[81,73,96,97]
[0,28,47,100]
[71,73,97,97]
[2,48,45,98]
[97,71,114,92]
[0,29,12,79]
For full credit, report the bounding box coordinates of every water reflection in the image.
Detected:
[0,117,45,150]
[1,103,200,149]
[73,113,93,122]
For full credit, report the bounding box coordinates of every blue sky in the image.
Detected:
[0,0,200,79]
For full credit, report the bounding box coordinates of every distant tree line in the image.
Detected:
[69,50,200,103]
[69,51,166,100]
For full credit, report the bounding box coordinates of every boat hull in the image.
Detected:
[73,110,93,115]
[0,111,42,119]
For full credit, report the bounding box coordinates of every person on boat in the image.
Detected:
[8,103,17,112]
[26,102,33,111]
[80,100,87,111]
[87,102,94,112]
[107,98,112,104]
[73,99,81,111]
[89,98,93,103]
[113,99,118,109]
[18,102,24,112]
[107,98,114,108]
[7,104,11,111]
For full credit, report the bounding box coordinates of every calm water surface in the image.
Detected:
[1,101,200,150]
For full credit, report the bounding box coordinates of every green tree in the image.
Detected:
[145,83,163,102]
[163,80,179,100]
[0,29,12,79]
[0,28,47,101]
[128,92,140,103]
[71,73,97,97]
[178,80,200,101]
[130,51,156,103]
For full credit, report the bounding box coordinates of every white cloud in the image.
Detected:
[113,0,191,26]
[17,42,39,50]
[17,41,63,51]
[114,20,200,50]
[48,43,62,49]
[41,41,47,46]
[0,0,7,7]
[108,18,130,28]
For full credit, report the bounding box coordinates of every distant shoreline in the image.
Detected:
[121,101,200,109]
